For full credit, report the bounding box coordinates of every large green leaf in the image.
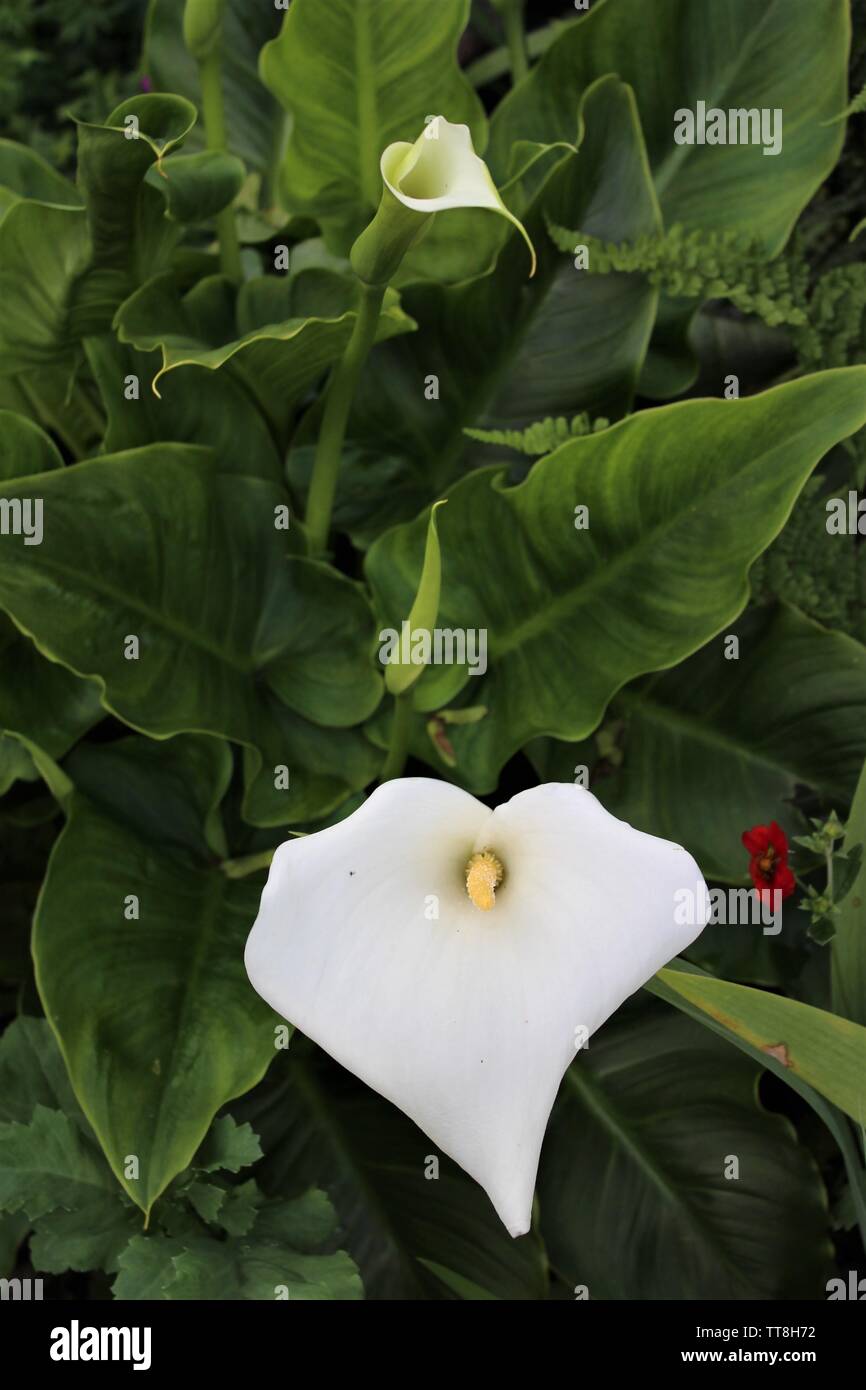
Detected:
[833,754,866,1027]
[489,0,849,253]
[346,76,660,508]
[0,445,383,824]
[0,140,81,219]
[0,617,102,796]
[540,1006,831,1299]
[74,93,197,315]
[143,0,284,179]
[260,0,485,251]
[32,736,277,1213]
[0,202,96,370]
[84,336,282,482]
[529,603,866,881]
[115,268,414,444]
[653,965,866,1124]
[366,370,866,792]
[0,413,101,789]
[0,410,63,480]
[0,97,196,372]
[237,1043,548,1301]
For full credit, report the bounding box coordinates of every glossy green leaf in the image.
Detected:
[0,203,96,369]
[238,1044,548,1300]
[115,269,414,443]
[367,370,866,792]
[0,617,103,796]
[0,422,102,789]
[32,736,276,1213]
[489,0,850,253]
[0,445,383,825]
[540,1007,831,1299]
[0,96,196,372]
[145,150,246,223]
[529,603,866,881]
[85,336,282,482]
[0,410,63,480]
[0,139,81,219]
[260,0,485,251]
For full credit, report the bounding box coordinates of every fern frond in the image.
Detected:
[795,264,866,371]
[546,219,811,328]
[823,81,866,124]
[750,477,866,641]
[465,413,609,456]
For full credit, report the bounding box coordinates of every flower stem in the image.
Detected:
[305,281,386,554]
[502,0,529,86]
[380,691,413,783]
[199,46,242,282]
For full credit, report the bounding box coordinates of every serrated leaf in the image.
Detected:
[114,1189,362,1300]
[191,1116,262,1175]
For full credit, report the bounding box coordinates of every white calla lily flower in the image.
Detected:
[351,116,535,285]
[245,779,707,1237]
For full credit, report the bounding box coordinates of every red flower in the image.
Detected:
[742,821,796,902]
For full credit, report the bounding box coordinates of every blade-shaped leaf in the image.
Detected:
[653,965,866,1124]
[833,754,866,1027]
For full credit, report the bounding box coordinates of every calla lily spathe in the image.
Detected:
[245,779,708,1237]
[351,115,535,285]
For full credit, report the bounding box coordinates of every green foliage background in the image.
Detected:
[2,0,866,1301]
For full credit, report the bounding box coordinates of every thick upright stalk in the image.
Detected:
[501,0,528,86]
[380,691,413,783]
[199,47,242,281]
[305,281,386,554]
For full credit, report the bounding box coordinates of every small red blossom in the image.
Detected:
[741,820,796,902]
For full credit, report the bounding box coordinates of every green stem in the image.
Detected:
[199,47,242,281]
[305,281,385,554]
[380,691,413,783]
[502,0,529,86]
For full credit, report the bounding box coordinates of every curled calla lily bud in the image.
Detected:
[350,115,536,286]
[245,779,707,1236]
[183,0,226,61]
